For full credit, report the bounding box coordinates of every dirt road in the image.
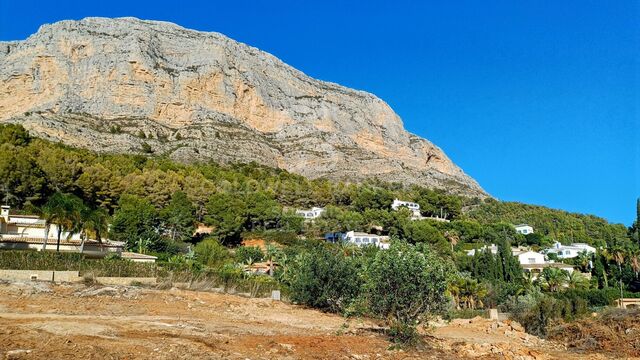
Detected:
[0,282,625,359]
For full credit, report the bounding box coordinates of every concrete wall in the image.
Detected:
[0,270,157,285]
[0,269,82,282]
[95,277,157,286]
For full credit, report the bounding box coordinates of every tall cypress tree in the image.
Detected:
[634,198,640,246]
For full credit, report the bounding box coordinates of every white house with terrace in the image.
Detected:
[0,205,124,258]
[343,231,390,250]
[391,199,421,218]
[514,224,534,235]
[295,207,325,220]
[543,241,596,259]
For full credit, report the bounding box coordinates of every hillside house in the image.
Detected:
[295,207,325,220]
[0,205,124,258]
[516,251,546,265]
[514,224,534,235]
[344,231,390,249]
[543,242,596,259]
[391,199,421,218]
[521,262,575,280]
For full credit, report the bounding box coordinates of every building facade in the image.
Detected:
[343,231,390,249]
[514,224,534,235]
[295,207,325,220]
[544,242,596,259]
[391,199,421,217]
[0,205,124,258]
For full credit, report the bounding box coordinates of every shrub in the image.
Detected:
[505,289,590,337]
[0,250,156,277]
[141,142,153,153]
[194,238,230,268]
[554,288,640,308]
[285,246,363,313]
[365,242,451,344]
[235,246,264,264]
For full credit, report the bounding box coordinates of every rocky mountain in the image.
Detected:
[0,17,486,197]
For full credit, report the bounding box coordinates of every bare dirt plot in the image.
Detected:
[0,282,625,359]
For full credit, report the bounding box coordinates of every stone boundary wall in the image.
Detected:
[0,270,157,285]
[0,269,81,282]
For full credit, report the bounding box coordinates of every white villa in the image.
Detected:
[295,207,325,220]
[543,241,596,259]
[465,241,577,279]
[516,250,546,265]
[391,199,421,218]
[0,205,124,258]
[344,231,390,250]
[514,224,534,235]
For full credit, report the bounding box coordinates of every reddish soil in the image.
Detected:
[0,282,627,359]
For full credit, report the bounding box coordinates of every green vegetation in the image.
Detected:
[468,199,629,247]
[365,242,450,344]
[1,123,639,344]
[0,251,156,277]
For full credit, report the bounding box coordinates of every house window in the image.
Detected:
[528,258,536,264]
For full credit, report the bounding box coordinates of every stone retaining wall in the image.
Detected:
[0,269,82,282]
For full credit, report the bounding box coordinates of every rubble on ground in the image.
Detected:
[548,308,640,357]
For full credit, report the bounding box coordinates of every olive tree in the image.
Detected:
[365,241,451,344]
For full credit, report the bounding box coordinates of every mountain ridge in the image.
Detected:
[0,17,487,198]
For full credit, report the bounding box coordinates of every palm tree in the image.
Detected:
[609,246,627,299]
[461,279,488,310]
[575,250,592,272]
[40,193,70,251]
[77,207,109,253]
[448,277,488,310]
[42,192,86,252]
[538,267,568,292]
[444,230,460,253]
[265,244,279,276]
[566,271,589,290]
[448,278,462,310]
[610,246,626,273]
[630,250,640,279]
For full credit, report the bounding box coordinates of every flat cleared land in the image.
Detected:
[0,282,629,359]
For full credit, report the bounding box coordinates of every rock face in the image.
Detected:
[0,17,486,197]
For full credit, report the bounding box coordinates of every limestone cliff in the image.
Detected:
[0,17,486,197]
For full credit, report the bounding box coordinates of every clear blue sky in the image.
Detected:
[1,1,638,225]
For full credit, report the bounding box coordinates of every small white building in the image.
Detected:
[466,244,499,256]
[344,231,390,250]
[391,199,421,218]
[517,251,546,265]
[0,205,123,258]
[543,242,596,259]
[1,205,83,241]
[514,224,534,235]
[295,207,325,220]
